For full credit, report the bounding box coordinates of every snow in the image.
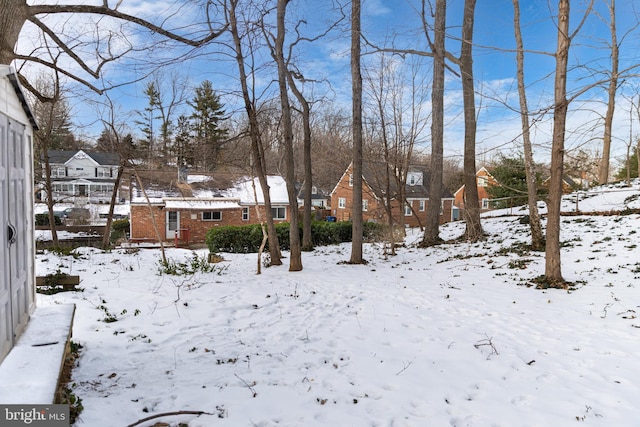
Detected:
[0,305,75,404]
[30,183,640,426]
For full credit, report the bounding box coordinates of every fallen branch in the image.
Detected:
[127,410,213,427]
[235,373,258,397]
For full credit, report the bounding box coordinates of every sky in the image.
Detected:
[22,180,640,426]
[16,0,640,171]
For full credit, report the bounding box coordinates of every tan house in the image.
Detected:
[330,162,455,227]
[453,167,499,213]
[129,175,292,244]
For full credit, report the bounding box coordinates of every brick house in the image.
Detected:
[453,167,499,213]
[129,175,291,244]
[329,162,455,227]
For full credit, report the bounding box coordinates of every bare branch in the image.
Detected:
[27,4,227,47]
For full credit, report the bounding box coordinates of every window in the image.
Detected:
[362,199,368,211]
[482,198,489,209]
[272,207,286,220]
[96,167,111,177]
[405,203,412,216]
[409,175,416,185]
[440,201,444,215]
[478,177,488,187]
[348,174,353,186]
[338,197,346,209]
[419,200,425,211]
[202,211,222,221]
[242,207,249,221]
[51,166,66,177]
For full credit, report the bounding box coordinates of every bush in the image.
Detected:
[110,219,130,242]
[35,213,63,226]
[206,221,384,254]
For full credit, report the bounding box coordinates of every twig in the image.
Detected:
[474,334,499,359]
[127,410,213,427]
[235,373,258,397]
[395,360,413,376]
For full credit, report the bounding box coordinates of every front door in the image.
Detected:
[166,210,179,239]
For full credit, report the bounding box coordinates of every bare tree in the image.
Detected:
[597,0,619,184]
[3,1,225,100]
[458,0,483,242]
[512,0,544,251]
[350,0,365,264]
[545,0,594,285]
[226,0,282,267]
[95,94,134,250]
[420,0,446,247]
[31,72,72,247]
[270,0,302,271]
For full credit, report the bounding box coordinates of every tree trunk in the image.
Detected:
[227,0,282,266]
[597,0,618,185]
[349,0,364,264]
[512,0,544,251]
[101,163,125,250]
[421,0,446,247]
[460,0,483,242]
[545,0,571,285]
[0,0,26,65]
[286,67,314,252]
[274,0,302,271]
[42,148,59,247]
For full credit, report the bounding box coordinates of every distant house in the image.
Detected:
[40,149,121,204]
[129,175,292,244]
[329,162,455,227]
[453,167,499,213]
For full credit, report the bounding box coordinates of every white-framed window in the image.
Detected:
[419,200,426,211]
[202,211,222,221]
[242,207,249,221]
[409,175,416,185]
[51,166,66,177]
[482,198,489,209]
[272,207,286,220]
[405,203,412,216]
[338,197,346,209]
[440,200,444,215]
[96,167,111,177]
[478,177,488,187]
[348,174,353,186]
[363,199,368,211]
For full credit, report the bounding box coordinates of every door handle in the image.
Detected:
[7,223,16,245]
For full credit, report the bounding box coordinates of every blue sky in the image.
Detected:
[20,0,640,172]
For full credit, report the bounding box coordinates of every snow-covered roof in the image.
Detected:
[163,198,242,210]
[222,175,289,205]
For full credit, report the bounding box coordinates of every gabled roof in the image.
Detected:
[332,161,453,199]
[47,150,120,166]
[5,67,38,130]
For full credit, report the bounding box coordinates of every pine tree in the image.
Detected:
[188,80,228,171]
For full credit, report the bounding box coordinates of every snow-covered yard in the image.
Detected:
[35,184,640,426]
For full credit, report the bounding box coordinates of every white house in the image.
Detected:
[41,149,121,204]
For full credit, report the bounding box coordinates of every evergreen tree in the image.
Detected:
[616,150,638,180]
[486,155,545,208]
[134,82,161,164]
[188,80,228,171]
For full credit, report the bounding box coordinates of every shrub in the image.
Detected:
[206,221,384,254]
[35,213,63,226]
[110,219,130,242]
